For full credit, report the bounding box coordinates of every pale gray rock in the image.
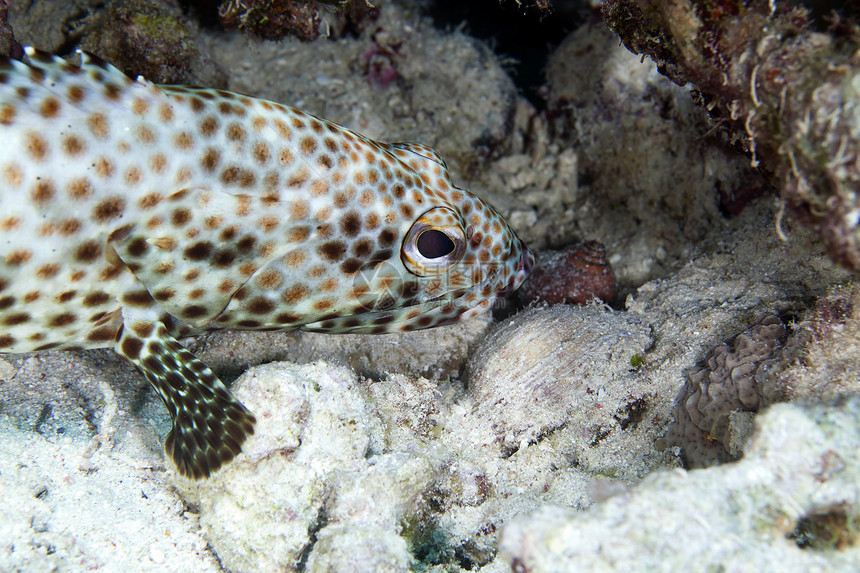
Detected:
[177,362,438,572]
[488,22,758,286]
[0,412,218,571]
[499,396,860,572]
[191,314,491,382]
[466,304,657,472]
[305,526,412,573]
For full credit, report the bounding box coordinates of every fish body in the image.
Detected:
[0,48,533,478]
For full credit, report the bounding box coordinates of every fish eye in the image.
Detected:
[416,229,455,259]
[401,208,466,276]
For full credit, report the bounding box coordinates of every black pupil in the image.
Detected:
[416,229,455,259]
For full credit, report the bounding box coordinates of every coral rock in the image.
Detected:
[603,0,860,269]
[500,396,860,570]
[774,285,860,403]
[0,0,21,59]
[79,0,203,85]
[179,361,437,571]
[519,241,617,305]
[218,0,321,42]
[467,304,653,464]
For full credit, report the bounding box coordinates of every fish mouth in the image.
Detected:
[490,240,534,301]
[518,240,535,279]
[511,240,534,291]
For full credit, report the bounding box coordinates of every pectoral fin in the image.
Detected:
[115,306,255,478]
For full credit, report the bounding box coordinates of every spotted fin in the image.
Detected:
[11,47,143,115]
[115,308,255,479]
[387,142,448,168]
[21,46,136,88]
[384,142,456,192]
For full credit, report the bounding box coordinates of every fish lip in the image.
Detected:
[512,241,534,290]
[493,241,534,300]
[519,241,535,277]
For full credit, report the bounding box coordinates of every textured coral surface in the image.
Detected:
[501,396,860,571]
[604,0,860,270]
[660,315,788,467]
[663,284,860,469]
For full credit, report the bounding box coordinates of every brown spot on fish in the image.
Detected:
[94,156,115,178]
[6,250,32,265]
[318,241,346,262]
[93,196,126,221]
[121,336,143,360]
[31,179,56,204]
[39,96,61,118]
[88,113,109,139]
[74,241,102,263]
[49,312,77,327]
[62,135,86,157]
[26,132,49,161]
[174,131,194,150]
[36,264,61,279]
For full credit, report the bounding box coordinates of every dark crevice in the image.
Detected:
[296,503,329,571]
[424,0,582,106]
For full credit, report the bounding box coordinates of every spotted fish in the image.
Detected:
[0,48,534,478]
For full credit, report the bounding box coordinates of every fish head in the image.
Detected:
[291,139,536,334]
[314,185,534,334]
[395,192,533,322]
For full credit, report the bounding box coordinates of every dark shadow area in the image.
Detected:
[425,0,583,105]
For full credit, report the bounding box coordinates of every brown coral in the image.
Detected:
[660,315,788,468]
[603,0,860,269]
[0,0,22,59]
[663,285,860,468]
[79,0,206,85]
